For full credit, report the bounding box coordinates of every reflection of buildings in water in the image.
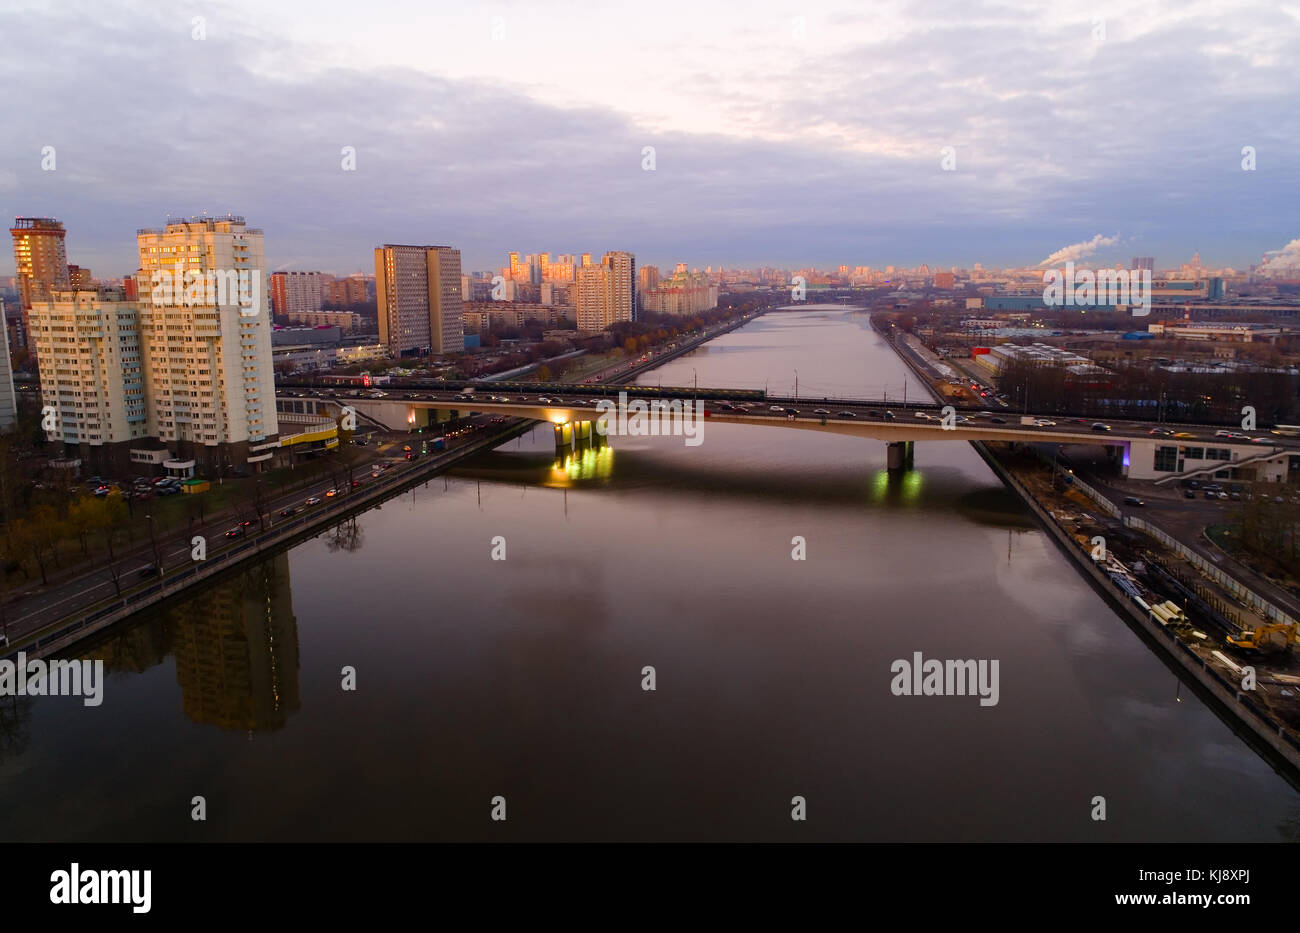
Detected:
[170,553,301,732]
[95,615,169,674]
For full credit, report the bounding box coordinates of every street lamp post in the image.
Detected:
[692,368,698,401]
[794,369,798,401]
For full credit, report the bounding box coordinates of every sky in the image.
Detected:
[2,0,1298,278]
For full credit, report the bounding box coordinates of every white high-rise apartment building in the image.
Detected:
[136,215,278,458]
[30,287,148,446]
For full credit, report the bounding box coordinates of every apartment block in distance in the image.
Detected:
[135,215,279,470]
[576,251,637,332]
[10,216,70,351]
[374,245,464,356]
[270,271,324,316]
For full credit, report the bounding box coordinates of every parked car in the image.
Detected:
[1184,489,1196,499]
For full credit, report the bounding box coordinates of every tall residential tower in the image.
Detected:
[374,245,464,356]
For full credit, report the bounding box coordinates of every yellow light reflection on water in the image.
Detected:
[550,446,614,485]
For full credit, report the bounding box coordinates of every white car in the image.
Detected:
[1034,419,1056,426]
[770,405,786,412]
[914,411,931,420]
[1215,429,1235,438]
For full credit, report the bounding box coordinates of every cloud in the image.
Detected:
[1037,235,1121,268]
[0,0,1297,274]
[1259,238,1300,277]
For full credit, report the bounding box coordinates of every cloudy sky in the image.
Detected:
[2,0,1298,277]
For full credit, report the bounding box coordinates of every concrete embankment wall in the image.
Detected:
[873,314,1300,781]
[972,441,1300,783]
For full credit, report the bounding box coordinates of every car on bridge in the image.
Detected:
[884,411,896,420]
[1034,419,1056,427]
[837,411,856,418]
[1123,496,1145,507]
[813,408,830,415]
[1091,422,1112,432]
[305,496,322,506]
[769,405,785,412]
[1173,431,1194,439]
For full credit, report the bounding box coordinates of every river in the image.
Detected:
[3,306,1297,841]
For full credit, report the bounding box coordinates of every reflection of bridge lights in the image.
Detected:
[870,470,890,501]
[550,446,613,483]
[901,471,922,501]
[407,410,416,424]
[868,469,922,502]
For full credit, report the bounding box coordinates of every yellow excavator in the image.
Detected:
[1227,623,1298,653]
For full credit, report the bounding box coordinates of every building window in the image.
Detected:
[1154,445,1179,472]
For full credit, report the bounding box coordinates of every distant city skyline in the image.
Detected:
[2,0,1297,278]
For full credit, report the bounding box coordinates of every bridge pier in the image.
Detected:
[886,441,914,471]
[555,420,599,454]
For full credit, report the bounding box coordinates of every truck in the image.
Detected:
[1020,415,1037,426]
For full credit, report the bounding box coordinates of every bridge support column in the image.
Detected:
[887,441,906,470]
[554,422,575,453]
